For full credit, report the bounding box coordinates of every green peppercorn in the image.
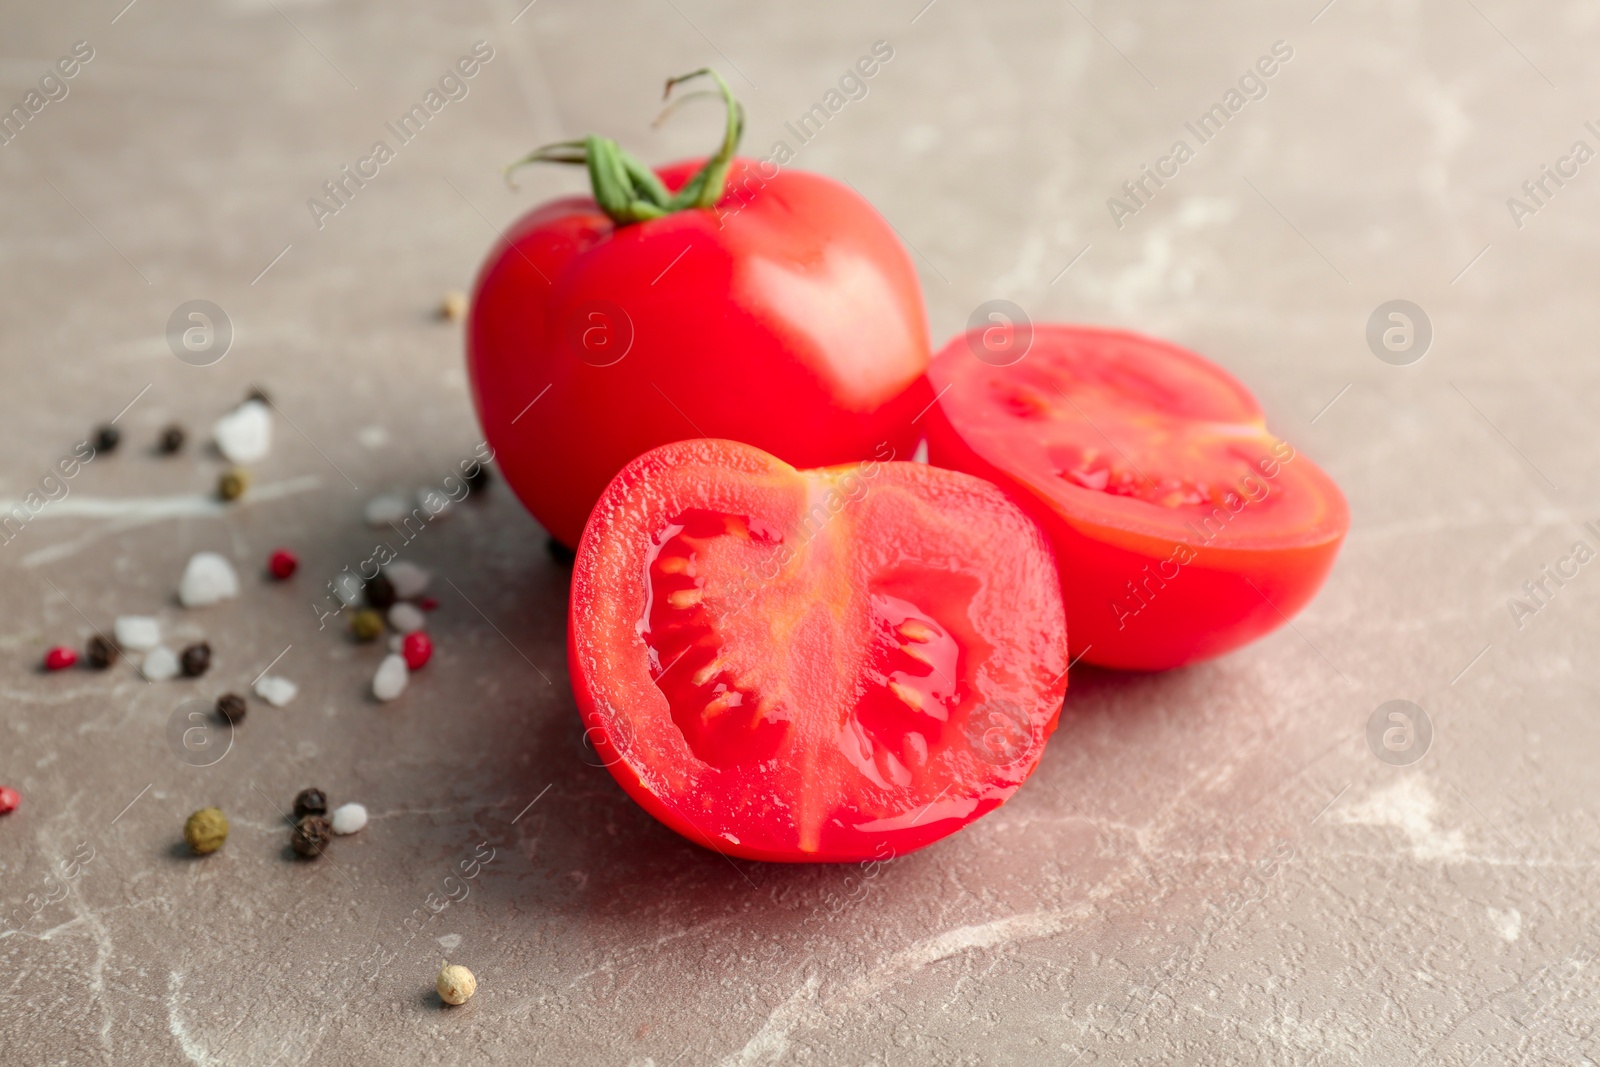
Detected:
[184,807,228,855]
[291,814,331,858]
[349,609,384,642]
[216,693,246,724]
[218,468,249,502]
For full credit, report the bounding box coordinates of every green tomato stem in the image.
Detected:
[504,69,744,226]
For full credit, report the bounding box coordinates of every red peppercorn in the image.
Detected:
[402,631,432,670]
[44,646,77,671]
[418,596,439,612]
[268,549,298,580]
[0,786,18,814]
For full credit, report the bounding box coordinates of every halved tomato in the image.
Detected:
[925,325,1348,671]
[568,439,1068,862]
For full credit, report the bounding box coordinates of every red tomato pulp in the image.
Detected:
[568,439,1069,862]
[467,73,931,548]
[926,325,1348,671]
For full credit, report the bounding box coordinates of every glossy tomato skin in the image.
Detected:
[925,325,1349,672]
[568,439,1068,863]
[468,158,933,548]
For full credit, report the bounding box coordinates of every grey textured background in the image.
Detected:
[3,0,1598,1063]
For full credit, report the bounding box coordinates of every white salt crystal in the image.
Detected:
[330,802,368,835]
[142,646,180,680]
[115,616,160,651]
[364,493,410,527]
[383,561,431,599]
[214,400,272,464]
[372,654,408,702]
[178,551,240,607]
[255,675,298,707]
[417,487,452,519]
[387,602,426,634]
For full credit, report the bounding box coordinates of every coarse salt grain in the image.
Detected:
[418,487,452,519]
[372,654,408,701]
[255,675,299,707]
[330,571,365,608]
[330,802,368,835]
[213,400,272,464]
[383,561,431,599]
[387,602,426,634]
[142,646,181,681]
[364,493,410,527]
[115,616,161,651]
[178,551,240,607]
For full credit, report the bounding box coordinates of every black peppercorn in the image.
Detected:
[180,642,211,678]
[291,814,332,858]
[157,424,186,454]
[85,634,118,670]
[93,424,120,454]
[246,385,271,406]
[547,537,575,565]
[364,573,397,611]
[216,692,246,724]
[293,787,328,819]
[465,462,493,493]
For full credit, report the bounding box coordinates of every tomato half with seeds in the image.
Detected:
[925,325,1348,671]
[568,439,1068,862]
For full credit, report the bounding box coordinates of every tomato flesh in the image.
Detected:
[926,325,1349,671]
[569,439,1069,862]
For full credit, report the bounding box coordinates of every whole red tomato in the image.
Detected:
[467,71,931,547]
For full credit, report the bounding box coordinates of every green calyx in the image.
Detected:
[504,69,745,225]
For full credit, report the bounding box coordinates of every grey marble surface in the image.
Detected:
[3,0,1598,1063]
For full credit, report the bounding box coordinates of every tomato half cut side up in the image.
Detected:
[925,325,1349,672]
[568,439,1069,863]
